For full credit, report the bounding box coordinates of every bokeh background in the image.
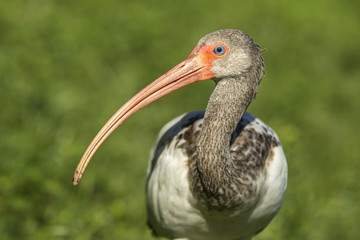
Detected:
[1,0,359,239]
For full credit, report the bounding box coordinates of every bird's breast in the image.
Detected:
[146,111,287,239]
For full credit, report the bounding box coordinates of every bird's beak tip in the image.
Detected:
[72,178,78,186]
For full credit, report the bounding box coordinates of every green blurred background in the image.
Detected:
[1,0,359,239]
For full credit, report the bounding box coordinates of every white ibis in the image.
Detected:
[73,29,288,240]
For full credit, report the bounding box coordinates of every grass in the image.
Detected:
[0,0,359,239]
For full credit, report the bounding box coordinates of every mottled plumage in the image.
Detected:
[146,111,287,240]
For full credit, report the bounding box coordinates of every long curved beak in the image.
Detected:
[73,50,214,185]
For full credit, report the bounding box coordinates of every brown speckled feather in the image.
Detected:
[148,111,281,211]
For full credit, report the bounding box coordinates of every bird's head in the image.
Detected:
[73,29,264,185]
[193,29,264,83]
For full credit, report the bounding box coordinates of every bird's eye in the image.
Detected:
[213,45,225,55]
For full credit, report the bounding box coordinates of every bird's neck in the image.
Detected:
[193,77,256,208]
[199,78,254,153]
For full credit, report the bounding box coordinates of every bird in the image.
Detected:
[73,29,288,240]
